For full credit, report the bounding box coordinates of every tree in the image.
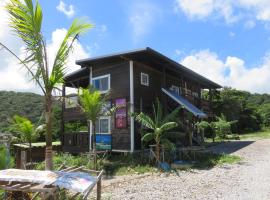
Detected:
[203,87,261,133]
[211,115,237,139]
[4,0,92,170]
[11,115,41,164]
[0,146,7,169]
[257,103,270,127]
[135,100,180,162]
[78,87,111,169]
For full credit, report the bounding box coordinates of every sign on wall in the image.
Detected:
[96,134,112,150]
[115,98,127,129]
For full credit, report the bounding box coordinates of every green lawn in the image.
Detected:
[239,130,270,140]
[195,153,241,169]
[204,130,270,146]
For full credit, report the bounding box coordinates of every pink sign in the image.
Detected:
[115,98,127,128]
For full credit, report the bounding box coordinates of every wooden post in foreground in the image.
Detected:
[97,178,101,200]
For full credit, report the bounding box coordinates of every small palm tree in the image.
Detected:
[11,115,40,164]
[135,100,180,162]
[4,0,92,170]
[78,87,112,169]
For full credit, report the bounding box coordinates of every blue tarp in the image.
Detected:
[162,88,207,118]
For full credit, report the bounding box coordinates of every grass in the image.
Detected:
[194,153,241,169]
[35,152,156,176]
[204,130,270,147]
[239,130,270,140]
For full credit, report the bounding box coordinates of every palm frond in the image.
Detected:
[50,19,93,89]
[6,0,46,91]
[162,106,181,124]
[160,122,178,132]
[141,132,155,142]
[6,0,46,83]
[135,112,155,130]
[160,138,175,150]
[78,87,107,122]
[11,115,38,143]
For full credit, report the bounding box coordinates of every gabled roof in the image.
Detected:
[75,47,222,89]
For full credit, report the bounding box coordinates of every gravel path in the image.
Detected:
[101,139,270,200]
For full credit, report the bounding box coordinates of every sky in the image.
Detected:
[1,0,270,94]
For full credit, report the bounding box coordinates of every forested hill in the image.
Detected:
[0,91,44,132]
[0,88,270,134]
[207,87,270,133]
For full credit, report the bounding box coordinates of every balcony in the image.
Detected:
[63,95,85,121]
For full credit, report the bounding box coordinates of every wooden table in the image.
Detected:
[0,166,103,200]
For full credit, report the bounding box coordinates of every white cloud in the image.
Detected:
[128,1,161,42]
[56,1,75,18]
[0,1,89,94]
[180,49,270,93]
[0,29,89,93]
[175,0,215,19]
[100,25,107,33]
[229,32,236,37]
[175,0,270,24]
[47,28,89,74]
[244,20,256,29]
[174,0,238,24]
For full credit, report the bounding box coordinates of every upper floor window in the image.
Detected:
[170,85,180,95]
[92,74,110,93]
[141,72,149,86]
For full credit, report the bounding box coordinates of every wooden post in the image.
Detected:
[97,178,101,200]
[162,66,167,113]
[60,85,65,150]
[209,89,215,142]
[20,150,27,169]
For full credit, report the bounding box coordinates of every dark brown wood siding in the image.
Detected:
[92,62,131,151]
[133,62,163,150]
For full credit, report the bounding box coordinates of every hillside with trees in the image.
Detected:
[0,88,269,138]
[0,91,61,139]
[204,87,270,133]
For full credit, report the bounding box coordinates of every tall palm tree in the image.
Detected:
[78,87,110,169]
[11,115,40,165]
[4,0,92,170]
[135,100,180,162]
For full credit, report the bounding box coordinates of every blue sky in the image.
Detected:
[1,0,270,93]
[39,0,269,64]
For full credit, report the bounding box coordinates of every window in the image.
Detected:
[65,95,79,108]
[192,92,199,98]
[141,72,149,86]
[170,85,180,95]
[95,116,111,134]
[92,74,110,93]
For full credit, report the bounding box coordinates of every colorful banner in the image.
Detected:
[115,98,127,128]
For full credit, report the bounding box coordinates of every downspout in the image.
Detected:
[89,67,93,151]
[130,61,135,152]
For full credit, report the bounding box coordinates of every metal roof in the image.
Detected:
[74,47,222,89]
[162,88,207,118]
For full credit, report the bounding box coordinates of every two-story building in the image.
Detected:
[61,47,221,153]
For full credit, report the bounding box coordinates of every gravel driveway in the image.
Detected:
[101,139,270,200]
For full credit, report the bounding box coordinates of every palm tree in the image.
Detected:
[11,115,40,165]
[4,0,92,170]
[135,100,180,162]
[78,87,111,169]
